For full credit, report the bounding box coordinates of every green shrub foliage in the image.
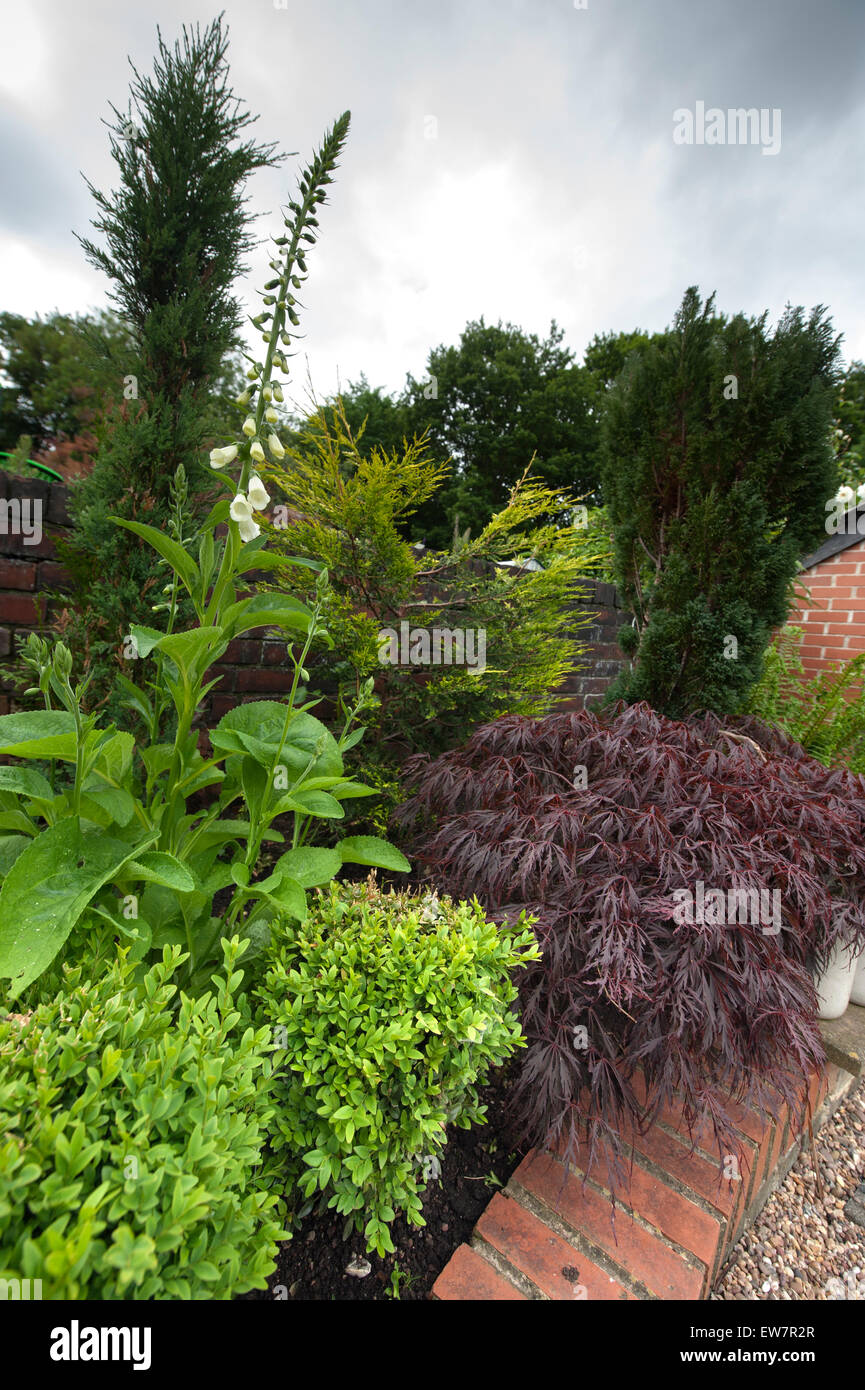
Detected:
[262,403,605,829]
[257,878,539,1256]
[600,287,842,716]
[742,627,865,773]
[0,938,286,1299]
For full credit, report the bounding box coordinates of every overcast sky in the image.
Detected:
[1,0,863,413]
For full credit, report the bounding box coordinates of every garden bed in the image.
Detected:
[241,1061,525,1301]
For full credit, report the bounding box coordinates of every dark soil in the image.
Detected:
[241,1059,527,1301]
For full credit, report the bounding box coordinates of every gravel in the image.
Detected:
[711,1076,865,1301]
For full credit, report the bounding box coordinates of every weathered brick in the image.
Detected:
[208,694,237,720]
[476,1192,634,1300]
[553,1129,722,1288]
[235,667,295,692]
[0,559,37,590]
[432,1244,526,1301]
[205,664,236,689]
[629,1073,765,1233]
[47,485,72,527]
[224,638,262,664]
[512,1152,704,1300]
[37,560,73,590]
[0,627,10,657]
[3,529,57,560]
[0,593,45,625]
[616,1121,741,1232]
[262,641,289,666]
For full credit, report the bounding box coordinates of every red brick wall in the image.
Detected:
[787,538,865,681]
[0,474,73,714]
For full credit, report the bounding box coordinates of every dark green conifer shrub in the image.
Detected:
[61,17,280,710]
[600,287,842,716]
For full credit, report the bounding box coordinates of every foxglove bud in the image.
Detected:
[242,417,257,438]
[267,433,285,460]
[265,406,278,424]
[53,643,73,679]
[250,439,266,464]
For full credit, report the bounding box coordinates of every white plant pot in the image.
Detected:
[850,947,865,1008]
[814,942,863,1020]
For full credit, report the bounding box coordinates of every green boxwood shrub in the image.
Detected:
[0,937,286,1299]
[257,879,539,1256]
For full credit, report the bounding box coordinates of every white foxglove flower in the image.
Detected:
[267,433,285,460]
[209,444,238,470]
[242,416,257,437]
[236,390,251,406]
[857,483,865,502]
[265,406,279,424]
[230,493,260,544]
[250,439,265,464]
[247,474,270,511]
[837,485,855,505]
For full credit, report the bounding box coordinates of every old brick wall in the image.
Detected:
[0,473,73,714]
[554,579,633,711]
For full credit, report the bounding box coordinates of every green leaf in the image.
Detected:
[0,811,37,835]
[235,544,307,576]
[157,627,226,681]
[111,517,200,597]
[211,703,343,778]
[269,874,308,921]
[0,835,30,878]
[128,624,167,659]
[185,819,271,855]
[120,852,196,893]
[138,744,175,780]
[0,821,152,996]
[0,767,54,800]
[140,883,184,934]
[328,781,378,800]
[221,593,312,640]
[241,757,267,822]
[249,872,307,921]
[116,673,153,723]
[0,711,77,761]
[280,789,344,819]
[91,730,136,787]
[272,846,341,888]
[339,728,366,752]
[336,836,411,873]
[200,498,231,532]
[82,783,135,827]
